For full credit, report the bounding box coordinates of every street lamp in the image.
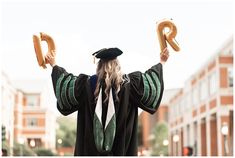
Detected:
[173,134,179,156]
[163,139,169,146]
[57,138,63,156]
[18,137,24,156]
[29,139,36,148]
[173,134,179,143]
[221,123,229,156]
[57,138,63,145]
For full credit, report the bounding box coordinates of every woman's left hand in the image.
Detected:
[45,50,56,67]
[160,47,170,65]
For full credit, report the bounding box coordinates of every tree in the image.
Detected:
[56,116,77,148]
[34,147,56,156]
[150,122,168,156]
[2,140,9,156]
[13,142,36,156]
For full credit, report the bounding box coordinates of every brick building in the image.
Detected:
[138,89,180,155]
[1,73,56,155]
[168,37,233,156]
[1,72,16,155]
[13,80,56,150]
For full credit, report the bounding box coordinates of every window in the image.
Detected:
[228,67,233,87]
[185,94,191,110]
[223,48,233,55]
[26,95,38,107]
[186,125,190,145]
[176,104,179,116]
[26,118,38,127]
[192,86,199,106]
[209,72,217,95]
[181,98,185,112]
[178,101,182,114]
[199,80,208,101]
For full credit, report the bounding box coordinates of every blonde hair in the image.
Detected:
[94,59,123,103]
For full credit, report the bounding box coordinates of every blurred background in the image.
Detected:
[1,0,233,156]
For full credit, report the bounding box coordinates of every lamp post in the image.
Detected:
[57,138,63,145]
[29,139,36,148]
[163,139,169,146]
[18,137,24,156]
[173,134,179,156]
[221,123,229,156]
[57,138,63,156]
[162,139,169,156]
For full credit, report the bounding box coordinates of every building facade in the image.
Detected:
[138,89,180,155]
[168,37,233,156]
[1,73,56,155]
[1,72,16,155]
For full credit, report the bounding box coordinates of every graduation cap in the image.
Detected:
[92,48,123,61]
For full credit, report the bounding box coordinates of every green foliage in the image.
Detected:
[34,147,56,156]
[56,116,77,148]
[150,122,168,156]
[2,125,6,141]
[13,142,36,156]
[2,141,9,156]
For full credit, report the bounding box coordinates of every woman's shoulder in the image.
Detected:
[122,74,130,85]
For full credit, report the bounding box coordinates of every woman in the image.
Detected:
[45,47,169,156]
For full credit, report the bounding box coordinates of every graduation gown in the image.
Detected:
[51,63,164,156]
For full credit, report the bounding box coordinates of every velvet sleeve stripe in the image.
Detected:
[141,71,162,109]
[55,73,65,109]
[154,72,161,103]
[150,72,161,108]
[68,77,79,105]
[141,74,150,103]
[61,75,73,109]
[145,73,157,107]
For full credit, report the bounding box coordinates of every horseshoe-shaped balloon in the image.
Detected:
[156,19,180,52]
[33,32,56,69]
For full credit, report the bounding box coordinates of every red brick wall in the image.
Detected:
[200,104,206,114]
[219,56,233,64]
[209,98,217,109]
[208,60,216,72]
[220,96,233,105]
[180,129,184,156]
[220,68,228,88]
[210,118,218,156]
[201,120,207,156]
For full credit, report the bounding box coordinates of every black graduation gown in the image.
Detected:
[51,63,164,156]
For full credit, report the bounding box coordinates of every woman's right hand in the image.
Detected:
[160,47,169,65]
[45,50,56,67]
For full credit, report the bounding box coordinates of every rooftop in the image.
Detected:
[12,79,48,94]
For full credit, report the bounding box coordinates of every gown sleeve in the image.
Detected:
[129,63,164,114]
[51,65,89,116]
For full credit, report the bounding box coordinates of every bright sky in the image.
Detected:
[1,0,233,89]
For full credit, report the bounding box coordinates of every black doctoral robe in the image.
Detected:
[51,63,164,156]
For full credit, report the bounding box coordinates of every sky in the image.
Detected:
[1,0,233,89]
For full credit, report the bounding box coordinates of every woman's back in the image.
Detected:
[47,47,168,155]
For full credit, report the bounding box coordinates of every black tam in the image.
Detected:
[92,48,123,60]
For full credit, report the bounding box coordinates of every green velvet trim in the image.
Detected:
[68,77,79,105]
[141,74,150,103]
[104,115,116,151]
[145,73,157,107]
[155,73,161,102]
[93,113,104,152]
[93,113,116,153]
[151,72,161,108]
[61,75,73,109]
[56,73,65,109]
